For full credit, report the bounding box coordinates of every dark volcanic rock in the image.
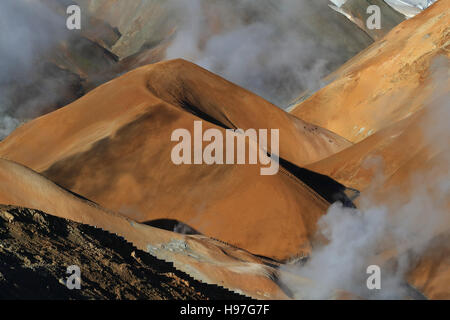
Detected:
[0,205,245,300]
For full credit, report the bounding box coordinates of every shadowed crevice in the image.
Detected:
[144,219,201,235]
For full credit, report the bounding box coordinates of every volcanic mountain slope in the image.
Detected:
[296,1,449,194]
[307,101,448,191]
[0,158,288,299]
[2,161,440,299]
[290,1,449,299]
[407,232,450,300]
[144,60,352,166]
[73,0,375,106]
[374,149,450,300]
[75,0,374,61]
[0,59,354,261]
[385,0,438,17]
[0,205,244,300]
[73,0,176,59]
[329,0,405,40]
[299,1,449,194]
[290,0,449,143]
[1,0,376,139]
[379,149,449,300]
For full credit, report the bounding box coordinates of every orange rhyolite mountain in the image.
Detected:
[290,0,449,143]
[0,0,447,300]
[294,2,449,299]
[307,104,448,191]
[0,158,289,299]
[0,59,352,261]
[301,1,449,194]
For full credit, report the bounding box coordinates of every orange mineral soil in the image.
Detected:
[0,59,353,261]
[0,158,288,299]
[0,0,448,300]
[293,1,449,299]
[290,0,449,144]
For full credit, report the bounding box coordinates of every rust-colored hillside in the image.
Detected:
[290,0,449,143]
[0,60,354,261]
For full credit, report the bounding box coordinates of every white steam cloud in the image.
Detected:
[0,0,68,139]
[165,0,372,107]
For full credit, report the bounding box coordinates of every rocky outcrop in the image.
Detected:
[0,205,245,300]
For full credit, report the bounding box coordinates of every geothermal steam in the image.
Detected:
[165,0,363,107]
[0,0,67,139]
